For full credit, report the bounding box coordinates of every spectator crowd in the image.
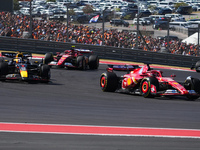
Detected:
[0,12,199,56]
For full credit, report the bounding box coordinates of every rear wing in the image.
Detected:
[1,52,17,58]
[1,52,32,58]
[21,52,32,58]
[107,65,140,71]
[75,49,93,54]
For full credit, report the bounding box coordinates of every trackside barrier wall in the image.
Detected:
[0,36,199,68]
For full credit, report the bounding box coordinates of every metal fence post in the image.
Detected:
[29,0,32,39]
[198,24,199,56]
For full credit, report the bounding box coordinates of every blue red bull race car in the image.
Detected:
[100,64,200,100]
[0,51,50,83]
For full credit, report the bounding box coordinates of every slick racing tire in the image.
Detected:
[88,55,99,70]
[195,61,200,72]
[40,65,51,81]
[44,53,54,64]
[0,57,4,62]
[184,77,200,100]
[100,72,118,92]
[77,56,86,70]
[0,62,8,77]
[140,77,159,98]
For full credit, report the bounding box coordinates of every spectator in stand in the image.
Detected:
[0,11,199,56]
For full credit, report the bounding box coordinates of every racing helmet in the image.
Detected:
[14,58,22,63]
[64,50,69,53]
[70,45,75,51]
[69,46,76,55]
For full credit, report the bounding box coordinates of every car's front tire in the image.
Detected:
[140,77,159,98]
[40,64,51,82]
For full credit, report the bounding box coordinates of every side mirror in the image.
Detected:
[107,68,113,72]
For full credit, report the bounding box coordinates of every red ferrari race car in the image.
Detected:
[43,46,99,70]
[100,64,200,100]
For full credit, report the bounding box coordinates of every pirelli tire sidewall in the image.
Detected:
[184,77,200,100]
[77,55,86,70]
[88,55,99,70]
[0,62,8,77]
[195,60,200,72]
[100,72,118,92]
[40,64,51,80]
[44,52,54,65]
[140,77,159,98]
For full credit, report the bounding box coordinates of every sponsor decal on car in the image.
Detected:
[64,63,73,67]
[165,89,178,93]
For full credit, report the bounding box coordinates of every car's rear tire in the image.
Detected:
[195,61,200,72]
[44,53,54,64]
[100,72,118,92]
[184,77,200,100]
[40,65,50,82]
[89,55,99,70]
[77,56,86,70]
[140,77,159,98]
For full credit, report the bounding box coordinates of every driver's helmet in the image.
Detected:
[69,46,76,55]
[152,71,159,77]
[70,45,75,51]
[14,58,22,63]
[151,71,161,77]
[64,50,69,53]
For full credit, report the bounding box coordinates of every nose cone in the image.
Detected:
[20,70,28,78]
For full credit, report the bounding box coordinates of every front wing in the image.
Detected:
[153,89,200,97]
[49,61,77,68]
[1,52,32,58]
[1,74,49,82]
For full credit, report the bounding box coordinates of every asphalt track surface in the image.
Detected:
[0,62,200,149]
